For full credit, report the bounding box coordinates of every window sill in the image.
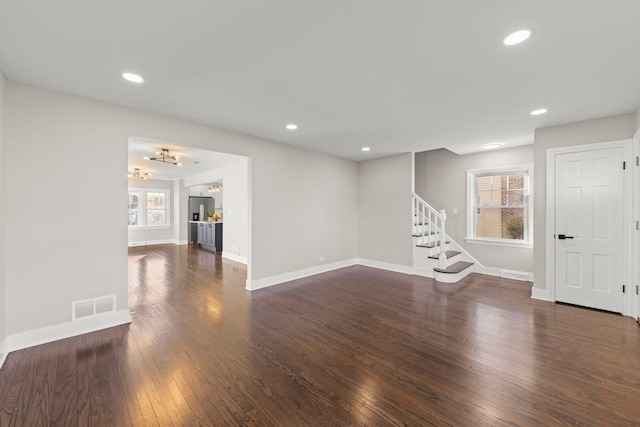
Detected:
[465,237,532,249]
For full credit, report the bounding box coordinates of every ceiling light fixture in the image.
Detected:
[361,147,371,152]
[286,123,298,130]
[128,168,151,179]
[122,72,144,83]
[481,143,504,150]
[504,29,533,46]
[208,182,220,193]
[147,148,182,166]
[530,108,548,116]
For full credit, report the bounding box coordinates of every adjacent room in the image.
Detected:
[0,1,639,425]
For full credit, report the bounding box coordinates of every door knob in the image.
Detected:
[558,234,574,240]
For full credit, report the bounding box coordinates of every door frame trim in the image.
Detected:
[546,139,633,315]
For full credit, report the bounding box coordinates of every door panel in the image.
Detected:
[555,147,624,313]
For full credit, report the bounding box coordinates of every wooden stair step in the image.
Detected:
[434,261,474,274]
[412,231,436,237]
[416,241,449,249]
[428,251,461,260]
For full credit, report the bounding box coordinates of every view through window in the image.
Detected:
[467,166,532,244]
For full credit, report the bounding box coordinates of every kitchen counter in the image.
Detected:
[190,221,223,252]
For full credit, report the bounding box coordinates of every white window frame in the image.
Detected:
[128,187,171,229]
[465,164,533,247]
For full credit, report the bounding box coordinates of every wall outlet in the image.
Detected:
[452,207,458,215]
[319,256,325,263]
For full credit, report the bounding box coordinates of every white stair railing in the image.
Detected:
[412,193,447,267]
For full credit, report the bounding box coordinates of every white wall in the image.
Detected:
[184,158,249,262]
[0,68,7,359]
[415,146,534,273]
[358,153,413,271]
[127,178,177,245]
[533,113,635,293]
[4,82,359,337]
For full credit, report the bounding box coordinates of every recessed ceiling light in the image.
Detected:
[530,108,548,116]
[122,72,144,83]
[504,29,533,46]
[286,123,298,130]
[481,143,504,150]
[361,147,371,152]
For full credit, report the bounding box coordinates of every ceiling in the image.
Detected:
[1,1,639,161]
[129,137,243,181]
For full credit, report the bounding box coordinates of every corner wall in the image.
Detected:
[415,145,534,274]
[533,113,635,294]
[357,153,413,272]
[0,69,6,364]
[4,82,359,342]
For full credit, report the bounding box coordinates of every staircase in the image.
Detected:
[412,193,479,283]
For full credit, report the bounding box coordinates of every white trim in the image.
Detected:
[222,252,248,265]
[546,139,633,315]
[465,237,533,248]
[466,163,534,245]
[128,239,178,247]
[128,187,171,229]
[6,310,131,353]
[480,267,533,282]
[0,338,8,369]
[356,259,413,275]
[246,259,358,291]
[531,287,549,301]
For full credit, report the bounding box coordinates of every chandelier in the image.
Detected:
[208,182,220,193]
[146,148,182,166]
[128,168,151,179]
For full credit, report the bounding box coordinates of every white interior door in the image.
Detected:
[554,147,624,313]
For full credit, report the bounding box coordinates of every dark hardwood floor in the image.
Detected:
[1,244,639,426]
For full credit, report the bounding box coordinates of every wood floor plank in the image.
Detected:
[0,244,639,425]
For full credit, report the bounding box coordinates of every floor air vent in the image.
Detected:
[72,295,116,321]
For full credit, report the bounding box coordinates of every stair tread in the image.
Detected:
[416,241,450,248]
[428,251,461,260]
[412,231,436,237]
[434,261,474,274]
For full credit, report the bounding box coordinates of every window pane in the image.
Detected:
[147,193,165,209]
[128,192,139,210]
[476,207,524,240]
[502,208,524,239]
[128,210,139,226]
[147,209,166,226]
[507,189,524,205]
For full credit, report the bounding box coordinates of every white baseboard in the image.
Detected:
[481,267,533,282]
[176,239,189,245]
[247,258,358,291]
[357,258,413,275]
[6,309,131,353]
[128,239,177,247]
[0,337,8,370]
[222,252,248,265]
[531,287,549,301]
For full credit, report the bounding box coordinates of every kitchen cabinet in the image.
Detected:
[194,221,220,252]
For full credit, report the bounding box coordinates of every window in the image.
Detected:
[128,188,170,228]
[466,165,532,246]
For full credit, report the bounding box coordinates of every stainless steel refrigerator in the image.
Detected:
[188,196,215,243]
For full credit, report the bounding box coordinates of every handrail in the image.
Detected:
[412,193,447,266]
